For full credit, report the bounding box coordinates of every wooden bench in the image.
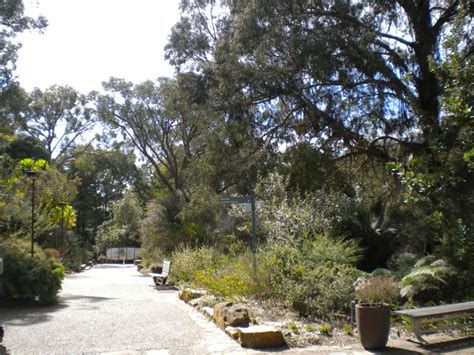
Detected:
[80,261,94,270]
[149,260,171,287]
[395,301,474,345]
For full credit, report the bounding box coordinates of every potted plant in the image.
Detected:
[355,276,399,350]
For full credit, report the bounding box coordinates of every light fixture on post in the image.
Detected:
[26,170,39,258]
[58,201,67,247]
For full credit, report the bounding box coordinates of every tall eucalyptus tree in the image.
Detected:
[166,0,473,164]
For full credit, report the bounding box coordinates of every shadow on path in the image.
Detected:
[423,336,474,353]
[367,347,421,354]
[381,336,474,354]
[0,294,114,326]
[0,344,9,355]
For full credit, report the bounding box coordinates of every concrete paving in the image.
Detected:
[0,264,249,355]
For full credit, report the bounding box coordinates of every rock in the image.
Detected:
[226,304,251,327]
[214,302,234,329]
[214,302,250,329]
[188,298,201,307]
[225,326,241,340]
[238,325,286,349]
[178,289,206,302]
[202,306,214,318]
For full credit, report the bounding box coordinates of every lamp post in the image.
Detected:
[26,171,39,258]
[58,201,67,247]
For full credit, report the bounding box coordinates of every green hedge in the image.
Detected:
[2,249,65,305]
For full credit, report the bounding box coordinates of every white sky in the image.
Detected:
[16,0,181,94]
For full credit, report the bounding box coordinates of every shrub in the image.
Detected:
[171,234,362,319]
[260,234,362,318]
[194,268,250,298]
[44,248,60,260]
[139,247,165,267]
[2,249,65,305]
[301,264,363,318]
[193,254,258,299]
[355,276,399,305]
[61,241,93,272]
[171,246,261,298]
[1,238,47,261]
[97,255,106,263]
[171,246,220,283]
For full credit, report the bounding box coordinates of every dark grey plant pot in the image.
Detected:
[356,303,391,350]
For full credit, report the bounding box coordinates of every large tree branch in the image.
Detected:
[299,93,394,162]
[307,9,415,48]
[104,110,176,194]
[433,1,459,33]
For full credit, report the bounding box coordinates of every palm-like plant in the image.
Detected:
[400,256,455,301]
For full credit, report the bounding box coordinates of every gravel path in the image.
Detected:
[0,264,246,355]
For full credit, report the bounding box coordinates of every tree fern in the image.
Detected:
[400,256,456,301]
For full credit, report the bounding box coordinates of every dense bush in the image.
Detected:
[171,246,220,283]
[96,190,142,252]
[171,234,363,319]
[256,172,354,243]
[260,234,363,319]
[61,240,93,271]
[169,175,365,318]
[1,238,47,261]
[137,246,166,268]
[2,249,65,305]
[194,251,259,299]
[44,248,60,260]
[171,246,264,298]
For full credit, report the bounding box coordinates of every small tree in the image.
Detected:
[96,190,142,252]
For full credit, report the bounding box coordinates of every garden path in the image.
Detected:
[1,264,472,354]
[0,264,246,354]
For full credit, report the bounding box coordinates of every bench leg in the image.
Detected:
[152,276,165,287]
[413,319,428,346]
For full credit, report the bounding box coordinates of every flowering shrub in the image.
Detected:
[355,276,399,305]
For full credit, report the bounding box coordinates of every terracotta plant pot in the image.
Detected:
[356,303,391,350]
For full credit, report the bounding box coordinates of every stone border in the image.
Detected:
[178,289,286,349]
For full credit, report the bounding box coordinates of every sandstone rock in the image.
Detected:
[214,302,250,329]
[238,326,286,349]
[225,326,241,340]
[226,304,250,327]
[178,289,206,302]
[202,306,214,318]
[188,298,201,307]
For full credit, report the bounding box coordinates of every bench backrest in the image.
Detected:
[162,260,171,277]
